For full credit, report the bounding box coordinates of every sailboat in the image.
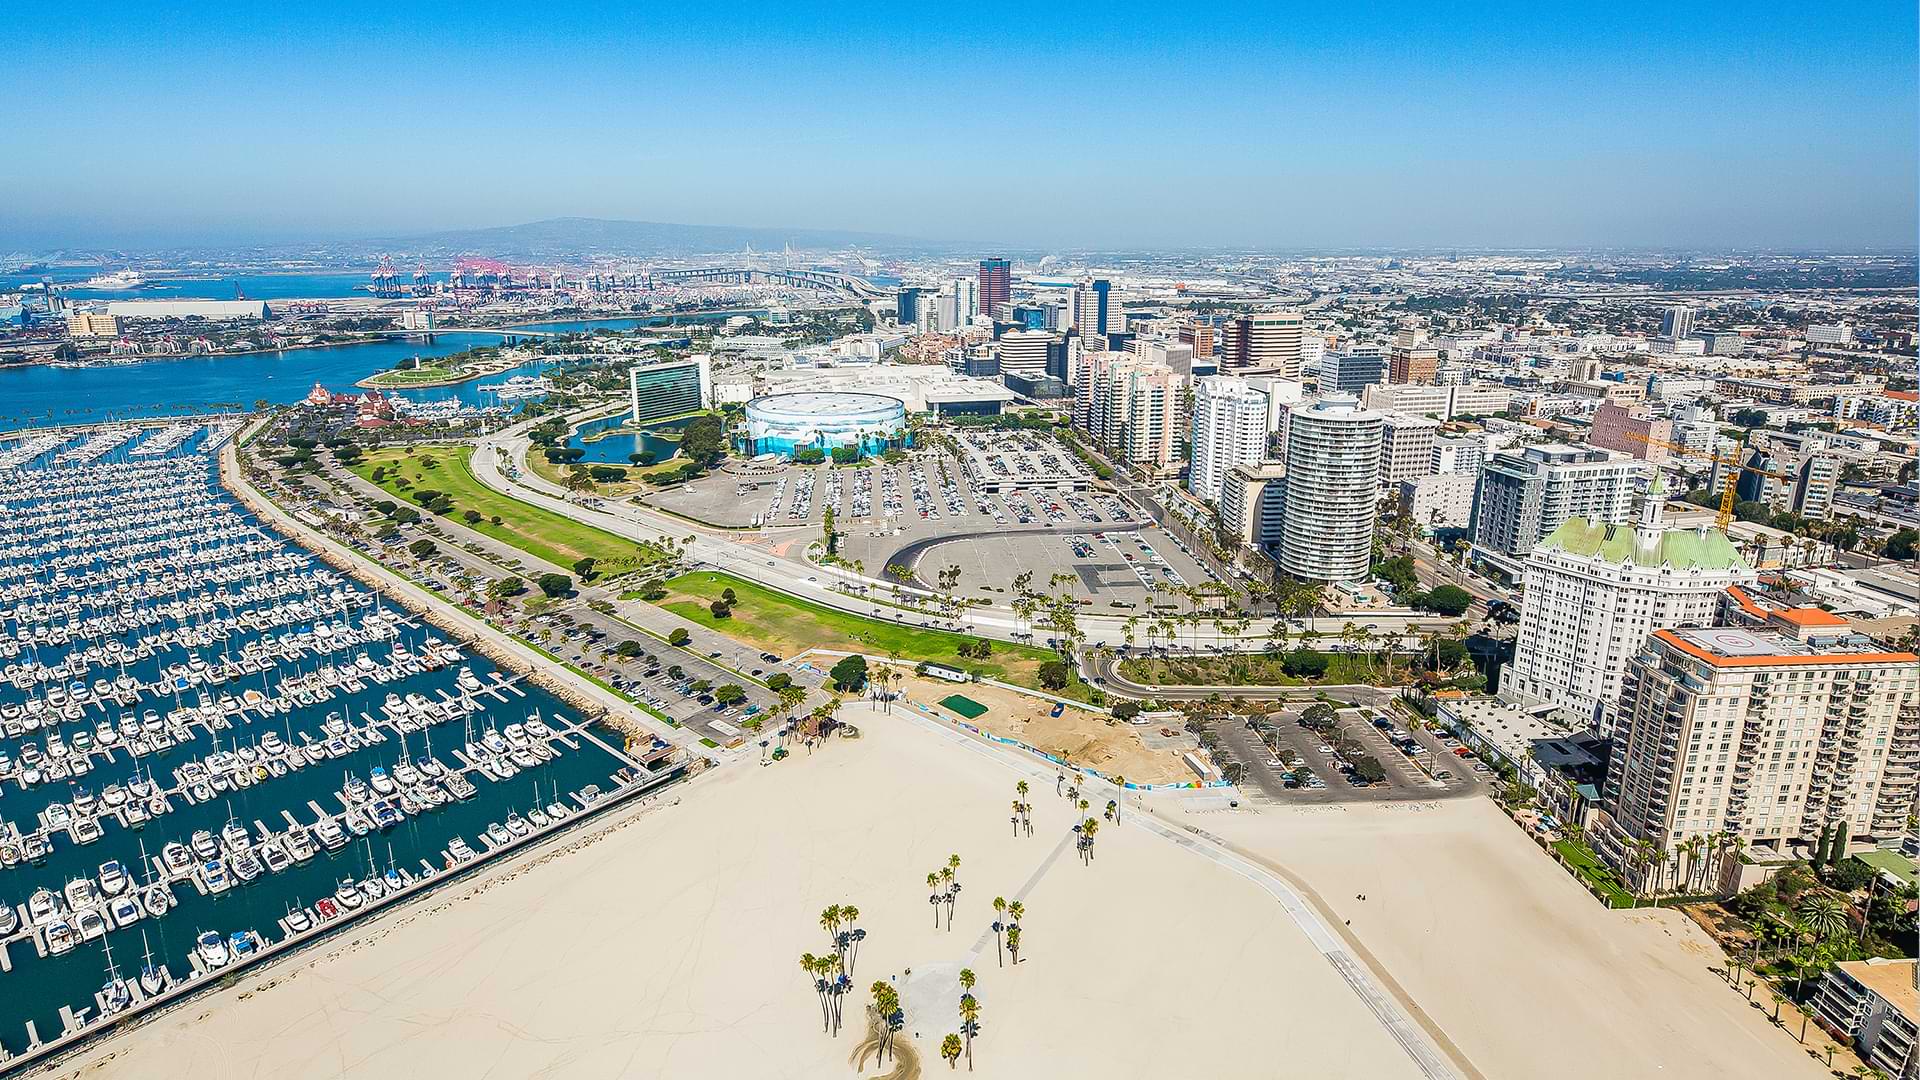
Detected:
[99,936,134,1015]
[138,929,172,996]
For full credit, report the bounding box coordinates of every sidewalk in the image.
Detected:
[222,423,718,762]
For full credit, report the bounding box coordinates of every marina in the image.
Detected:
[0,422,683,1072]
[0,308,765,431]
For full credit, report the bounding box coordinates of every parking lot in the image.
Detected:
[1216,702,1486,804]
[554,601,788,744]
[298,460,788,746]
[641,432,1226,612]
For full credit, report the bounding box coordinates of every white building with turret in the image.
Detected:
[1505,491,1759,735]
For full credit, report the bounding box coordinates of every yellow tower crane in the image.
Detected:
[1619,430,1796,530]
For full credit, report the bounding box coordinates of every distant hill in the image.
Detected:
[382,217,940,258]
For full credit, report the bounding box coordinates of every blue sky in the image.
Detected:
[3,1,1915,250]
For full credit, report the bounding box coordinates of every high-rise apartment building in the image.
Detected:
[1189,376,1275,504]
[1220,462,1288,549]
[1505,498,1757,732]
[1660,305,1694,342]
[1588,403,1672,463]
[1791,455,1839,520]
[1387,345,1439,385]
[1076,352,1180,472]
[936,277,979,332]
[1430,435,1485,475]
[1378,413,1441,487]
[977,258,1011,320]
[1276,395,1383,583]
[1596,623,1919,887]
[1470,444,1650,578]
[1220,310,1304,377]
[1320,352,1387,395]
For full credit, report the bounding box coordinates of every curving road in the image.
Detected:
[468,420,1460,652]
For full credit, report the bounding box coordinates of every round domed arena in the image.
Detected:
[741,391,909,461]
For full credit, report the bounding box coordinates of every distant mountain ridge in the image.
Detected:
[383,216,941,257]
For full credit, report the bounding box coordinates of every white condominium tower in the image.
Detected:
[1505,496,1758,734]
[1075,352,1181,471]
[1188,376,1274,504]
[1596,622,1919,887]
[1276,395,1382,583]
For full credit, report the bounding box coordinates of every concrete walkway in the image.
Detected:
[882,696,1475,1080]
[220,421,718,763]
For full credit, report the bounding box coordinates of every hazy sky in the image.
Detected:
[5,1,1915,251]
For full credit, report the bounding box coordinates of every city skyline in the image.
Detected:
[5,1,1916,251]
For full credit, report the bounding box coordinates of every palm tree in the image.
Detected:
[1796,893,1850,940]
[821,905,844,968]
[869,981,901,1065]
[941,1033,963,1070]
[1005,924,1022,965]
[959,992,981,1070]
[841,905,864,972]
[1104,799,1117,822]
[801,953,831,1032]
[928,872,942,928]
[991,896,1008,966]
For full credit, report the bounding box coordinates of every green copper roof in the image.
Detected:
[1536,517,1751,571]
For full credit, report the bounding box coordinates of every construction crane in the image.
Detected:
[1621,429,1795,529]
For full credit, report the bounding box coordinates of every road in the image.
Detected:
[219,423,720,761]
[467,420,1462,652]
[299,452,802,746]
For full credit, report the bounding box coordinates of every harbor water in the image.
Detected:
[0,427,660,1060]
[0,312,763,430]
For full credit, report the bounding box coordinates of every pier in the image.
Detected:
[0,421,690,1076]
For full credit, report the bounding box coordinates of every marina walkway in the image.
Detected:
[218,420,717,764]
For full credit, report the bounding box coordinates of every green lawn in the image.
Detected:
[361,365,467,387]
[352,445,658,573]
[1553,838,1636,908]
[1117,651,1394,687]
[659,571,1096,702]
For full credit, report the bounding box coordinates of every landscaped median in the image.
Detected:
[1118,651,1392,687]
[349,445,661,574]
[655,571,1099,703]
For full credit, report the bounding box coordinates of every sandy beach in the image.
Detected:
[53,703,1427,1079]
[1190,797,1829,1080]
